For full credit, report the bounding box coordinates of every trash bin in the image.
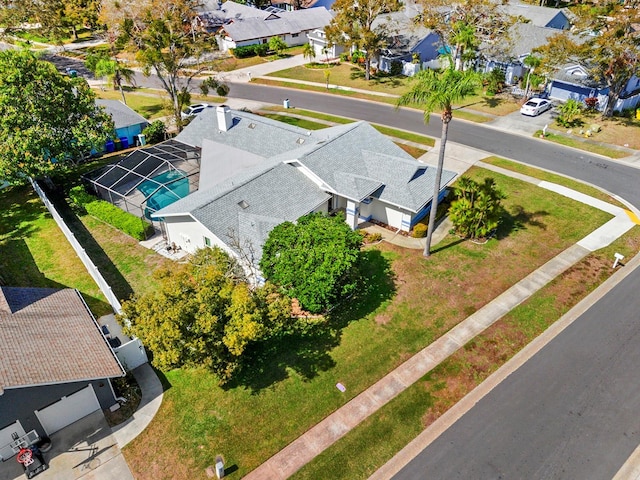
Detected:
[105,139,115,153]
[138,133,146,146]
[119,136,129,149]
[283,98,290,109]
[113,138,122,151]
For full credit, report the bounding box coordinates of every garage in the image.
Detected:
[34,385,101,435]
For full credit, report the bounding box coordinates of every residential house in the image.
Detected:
[306,27,344,60]
[152,106,455,273]
[97,99,149,149]
[547,63,640,112]
[0,287,124,455]
[500,1,572,31]
[216,4,332,52]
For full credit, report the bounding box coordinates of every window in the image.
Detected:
[292,33,299,38]
[204,236,211,247]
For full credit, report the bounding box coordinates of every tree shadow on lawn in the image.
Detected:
[496,205,549,239]
[227,249,397,393]
[0,185,44,239]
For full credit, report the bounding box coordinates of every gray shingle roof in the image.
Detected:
[0,287,124,391]
[96,99,149,130]
[499,2,570,28]
[175,107,317,157]
[295,122,455,212]
[221,7,332,41]
[190,162,330,256]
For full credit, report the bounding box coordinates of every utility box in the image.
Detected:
[283,98,290,109]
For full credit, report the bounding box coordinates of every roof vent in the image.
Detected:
[296,138,305,144]
[238,200,249,209]
[248,123,256,129]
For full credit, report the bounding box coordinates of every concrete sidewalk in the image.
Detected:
[243,150,639,480]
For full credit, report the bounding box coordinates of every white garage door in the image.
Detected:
[0,420,26,461]
[35,385,101,435]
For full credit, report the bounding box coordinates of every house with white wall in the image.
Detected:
[152,106,455,270]
[216,4,332,52]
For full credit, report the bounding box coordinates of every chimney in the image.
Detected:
[217,105,233,132]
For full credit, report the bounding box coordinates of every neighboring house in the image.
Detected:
[217,5,332,52]
[97,99,149,149]
[306,27,344,60]
[499,1,572,30]
[547,63,640,112]
[152,106,455,271]
[0,287,124,454]
[478,22,565,85]
[195,0,270,33]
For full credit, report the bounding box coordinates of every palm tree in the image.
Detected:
[397,64,481,257]
[451,22,478,71]
[522,54,541,101]
[89,54,136,105]
[303,42,316,63]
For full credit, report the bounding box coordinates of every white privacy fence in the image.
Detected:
[30,179,123,315]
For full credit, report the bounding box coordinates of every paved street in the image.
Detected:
[387,264,640,479]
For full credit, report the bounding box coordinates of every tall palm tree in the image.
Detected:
[302,42,316,63]
[397,64,481,257]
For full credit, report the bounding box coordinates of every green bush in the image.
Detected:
[412,223,427,238]
[68,186,152,240]
[232,44,269,59]
[142,120,166,144]
[389,60,403,76]
[484,68,505,95]
[255,44,269,57]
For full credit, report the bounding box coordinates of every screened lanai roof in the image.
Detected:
[83,140,201,215]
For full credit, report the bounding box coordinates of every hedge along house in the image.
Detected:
[216,5,332,52]
[0,287,124,454]
[152,106,455,273]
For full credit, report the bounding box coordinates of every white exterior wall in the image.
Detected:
[368,199,413,232]
[163,215,224,253]
[312,199,330,213]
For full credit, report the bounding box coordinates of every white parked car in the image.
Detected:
[181,103,214,120]
[520,98,553,116]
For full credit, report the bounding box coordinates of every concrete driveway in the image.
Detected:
[487,102,558,137]
[0,411,133,480]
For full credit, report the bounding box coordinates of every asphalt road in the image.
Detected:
[392,268,640,480]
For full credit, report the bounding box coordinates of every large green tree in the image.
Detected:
[397,64,481,257]
[260,213,363,314]
[325,0,402,81]
[119,248,291,381]
[448,176,506,240]
[416,0,515,71]
[0,50,113,183]
[117,0,227,131]
[534,1,640,117]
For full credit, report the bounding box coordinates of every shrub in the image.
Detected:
[484,68,505,95]
[339,52,349,62]
[412,223,427,238]
[367,232,382,243]
[68,186,152,240]
[389,60,403,76]
[232,45,260,59]
[351,50,365,64]
[255,43,269,57]
[557,99,583,127]
[142,120,166,144]
[584,97,599,111]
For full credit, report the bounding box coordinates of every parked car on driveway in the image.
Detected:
[181,103,214,120]
[520,98,553,116]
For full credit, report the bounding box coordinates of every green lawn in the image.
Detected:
[0,181,175,317]
[294,223,640,480]
[123,165,615,480]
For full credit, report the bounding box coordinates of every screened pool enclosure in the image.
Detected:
[83,140,200,222]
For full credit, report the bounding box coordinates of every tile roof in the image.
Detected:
[96,99,149,130]
[0,287,124,392]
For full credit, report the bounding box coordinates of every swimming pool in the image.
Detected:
[138,169,189,218]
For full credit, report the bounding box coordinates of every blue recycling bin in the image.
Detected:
[105,139,115,153]
[119,136,129,149]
